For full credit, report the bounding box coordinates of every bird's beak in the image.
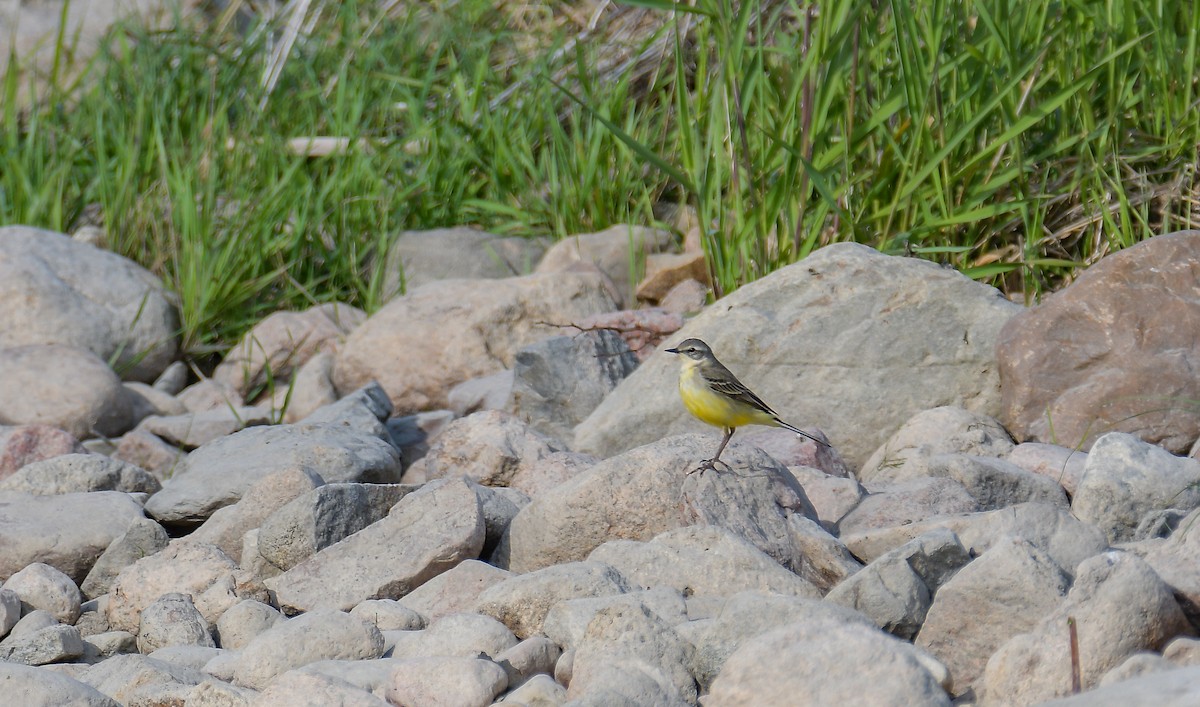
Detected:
[665,347,679,354]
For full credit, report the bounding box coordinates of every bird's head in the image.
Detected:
[666,338,713,362]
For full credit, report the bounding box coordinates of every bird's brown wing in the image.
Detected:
[702,364,780,418]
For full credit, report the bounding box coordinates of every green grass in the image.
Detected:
[3,0,1198,361]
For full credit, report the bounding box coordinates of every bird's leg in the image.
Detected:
[692,427,735,474]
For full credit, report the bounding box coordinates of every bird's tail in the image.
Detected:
[775,418,831,447]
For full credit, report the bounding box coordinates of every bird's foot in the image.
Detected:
[688,458,730,475]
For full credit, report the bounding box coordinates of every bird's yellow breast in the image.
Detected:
[677,362,774,429]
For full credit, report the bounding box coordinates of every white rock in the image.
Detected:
[267,478,485,613]
[0,662,119,706]
[396,560,512,624]
[2,562,82,624]
[473,561,629,639]
[707,618,950,706]
[233,609,385,689]
[384,656,509,707]
[137,592,215,653]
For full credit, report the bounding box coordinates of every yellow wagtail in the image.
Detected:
[666,337,829,471]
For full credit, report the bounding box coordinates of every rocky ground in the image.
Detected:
[3,223,1200,706]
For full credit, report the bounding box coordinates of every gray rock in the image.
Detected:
[921,453,1069,509]
[1,608,57,641]
[213,303,366,397]
[680,591,874,691]
[383,226,548,298]
[789,466,864,529]
[473,561,630,639]
[859,406,1015,484]
[421,411,565,491]
[137,592,215,653]
[0,662,119,706]
[0,587,20,637]
[0,453,159,495]
[275,351,339,423]
[124,381,188,419]
[147,644,224,672]
[0,344,133,438]
[1140,507,1200,626]
[250,669,387,706]
[106,541,266,634]
[397,560,512,624]
[542,587,687,651]
[387,612,517,660]
[267,478,484,613]
[177,378,244,413]
[448,371,515,417]
[112,427,186,480]
[81,630,137,662]
[474,483,530,560]
[506,451,598,498]
[153,362,189,395]
[997,231,1200,453]
[2,562,82,624]
[0,226,179,382]
[233,609,385,689]
[384,656,509,707]
[567,602,697,704]
[706,618,951,706]
[297,382,395,439]
[144,422,401,527]
[500,673,567,705]
[349,600,424,632]
[1099,652,1177,687]
[843,501,1110,576]
[494,636,561,689]
[0,623,84,665]
[588,525,822,599]
[256,482,414,572]
[509,331,639,444]
[187,678,260,706]
[187,467,325,563]
[0,490,146,583]
[826,530,970,640]
[75,597,110,638]
[80,653,207,705]
[386,410,455,469]
[837,476,980,535]
[1073,432,1200,543]
[916,536,1070,695]
[503,434,820,576]
[335,271,618,411]
[294,657,406,696]
[80,517,170,599]
[982,551,1192,704]
[576,243,1021,467]
[137,407,273,450]
[534,225,674,307]
[215,599,284,650]
[1040,665,1200,707]
[1008,442,1088,496]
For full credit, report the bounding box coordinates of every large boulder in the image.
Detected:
[0,226,179,382]
[143,422,400,527]
[382,226,548,298]
[576,243,1021,467]
[981,551,1192,704]
[0,345,134,438]
[266,478,485,613]
[997,231,1200,452]
[535,225,674,307]
[501,434,825,579]
[0,491,146,582]
[213,303,366,397]
[334,272,618,411]
[706,618,951,706]
[1071,432,1200,543]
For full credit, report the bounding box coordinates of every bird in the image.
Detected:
[665,337,828,472]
